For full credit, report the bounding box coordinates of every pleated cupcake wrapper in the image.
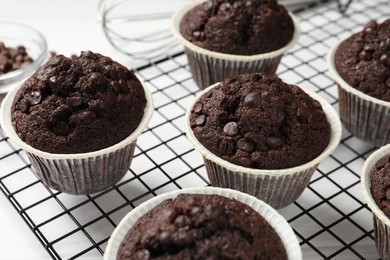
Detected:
[171,0,300,89]
[361,144,390,260]
[0,82,154,195]
[373,215,390,260]
[104,187,302,260]
[27,141,136,195]
[327,39,390,147]
[185,47,282,89]
[185,83,342,209]
[203,157,318,209]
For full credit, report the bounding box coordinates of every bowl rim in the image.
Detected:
[327,35,390,108]
[0,20,48,87]
[170,0,300,62]
[185,81,342,176]
[0,81,154,160]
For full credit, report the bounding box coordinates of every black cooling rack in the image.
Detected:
[1,0,390,259]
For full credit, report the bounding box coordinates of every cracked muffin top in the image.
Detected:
[190,73,331,169]
[11,51,146,154]
[117,193,287,259]
[179,0,294,55]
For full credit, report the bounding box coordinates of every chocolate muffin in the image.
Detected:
[190,73,331,170]
[370,153,390,218]
[334,19,390,102]
[117,193,287,259]
[11,51,146,154]
[179,0,294,55]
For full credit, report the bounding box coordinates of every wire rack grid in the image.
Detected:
[1,0,390,259]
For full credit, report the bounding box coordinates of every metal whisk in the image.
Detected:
[97,0,187,61]
[97,0,345,62]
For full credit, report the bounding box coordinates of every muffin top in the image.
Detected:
[179,0,294,55]
[190,73,331,170]
[335,19,390,102]
[11,51,146,154]
[370,153,390,218]
[117,193,287,259]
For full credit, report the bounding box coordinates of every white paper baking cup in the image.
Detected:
[104,187,302,260]
[327,38,390,147]
[171,0,300,89]
[0,83,154,195]
[361,144,390,260]
[185,82,342,209]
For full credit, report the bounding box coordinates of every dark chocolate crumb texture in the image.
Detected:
[370,154,390,218]
[335,19,390,102]
[190,73,331,170]
[11,51,146,154]
[180,0,294,55]
[117,193,287,260]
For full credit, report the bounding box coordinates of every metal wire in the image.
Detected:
[3,0,389,259]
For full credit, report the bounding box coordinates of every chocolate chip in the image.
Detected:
[193,103,203,114]
[386,78,390,88]
[18,99,30,113]
[363,21,378,33]
[381,38,390,51]
[192,31,205,41]
[219,3,231,11]
[81,50,94,58]
[90,72,107,86]
[53,121,69,136]
[174,215,189,228]
[266,136,282,149]
[204,0,213,12]
[233,1,241,8]
[49,75,60,85]
[244,92,261,108]
[111,81,121,93]
[134,250,150,260]
[50,56,63,66]
[359,50,372,61]
[375,155,390,169]
[174,230,192,247]
[0,42,34,74]
[380,53,390,67]
[189,207,202,217]
[159,231,172,247]
[195,115,206,126]
[223,122,238,136]
[237,138,255,152]
[387,189,390,200]
[252,74,262,81]
[218,140,235,155]
[363,44,375,51]
[67,96,84,107]
[29,91,42,105]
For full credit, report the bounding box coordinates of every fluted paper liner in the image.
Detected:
[361,144,390,260]
[0,83,154,195]
[186,83,342,209]
[104,187,302,260]
[171,0,300,89]
[327,39,390,147]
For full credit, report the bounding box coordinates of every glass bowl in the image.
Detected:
[0,21,48,94]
